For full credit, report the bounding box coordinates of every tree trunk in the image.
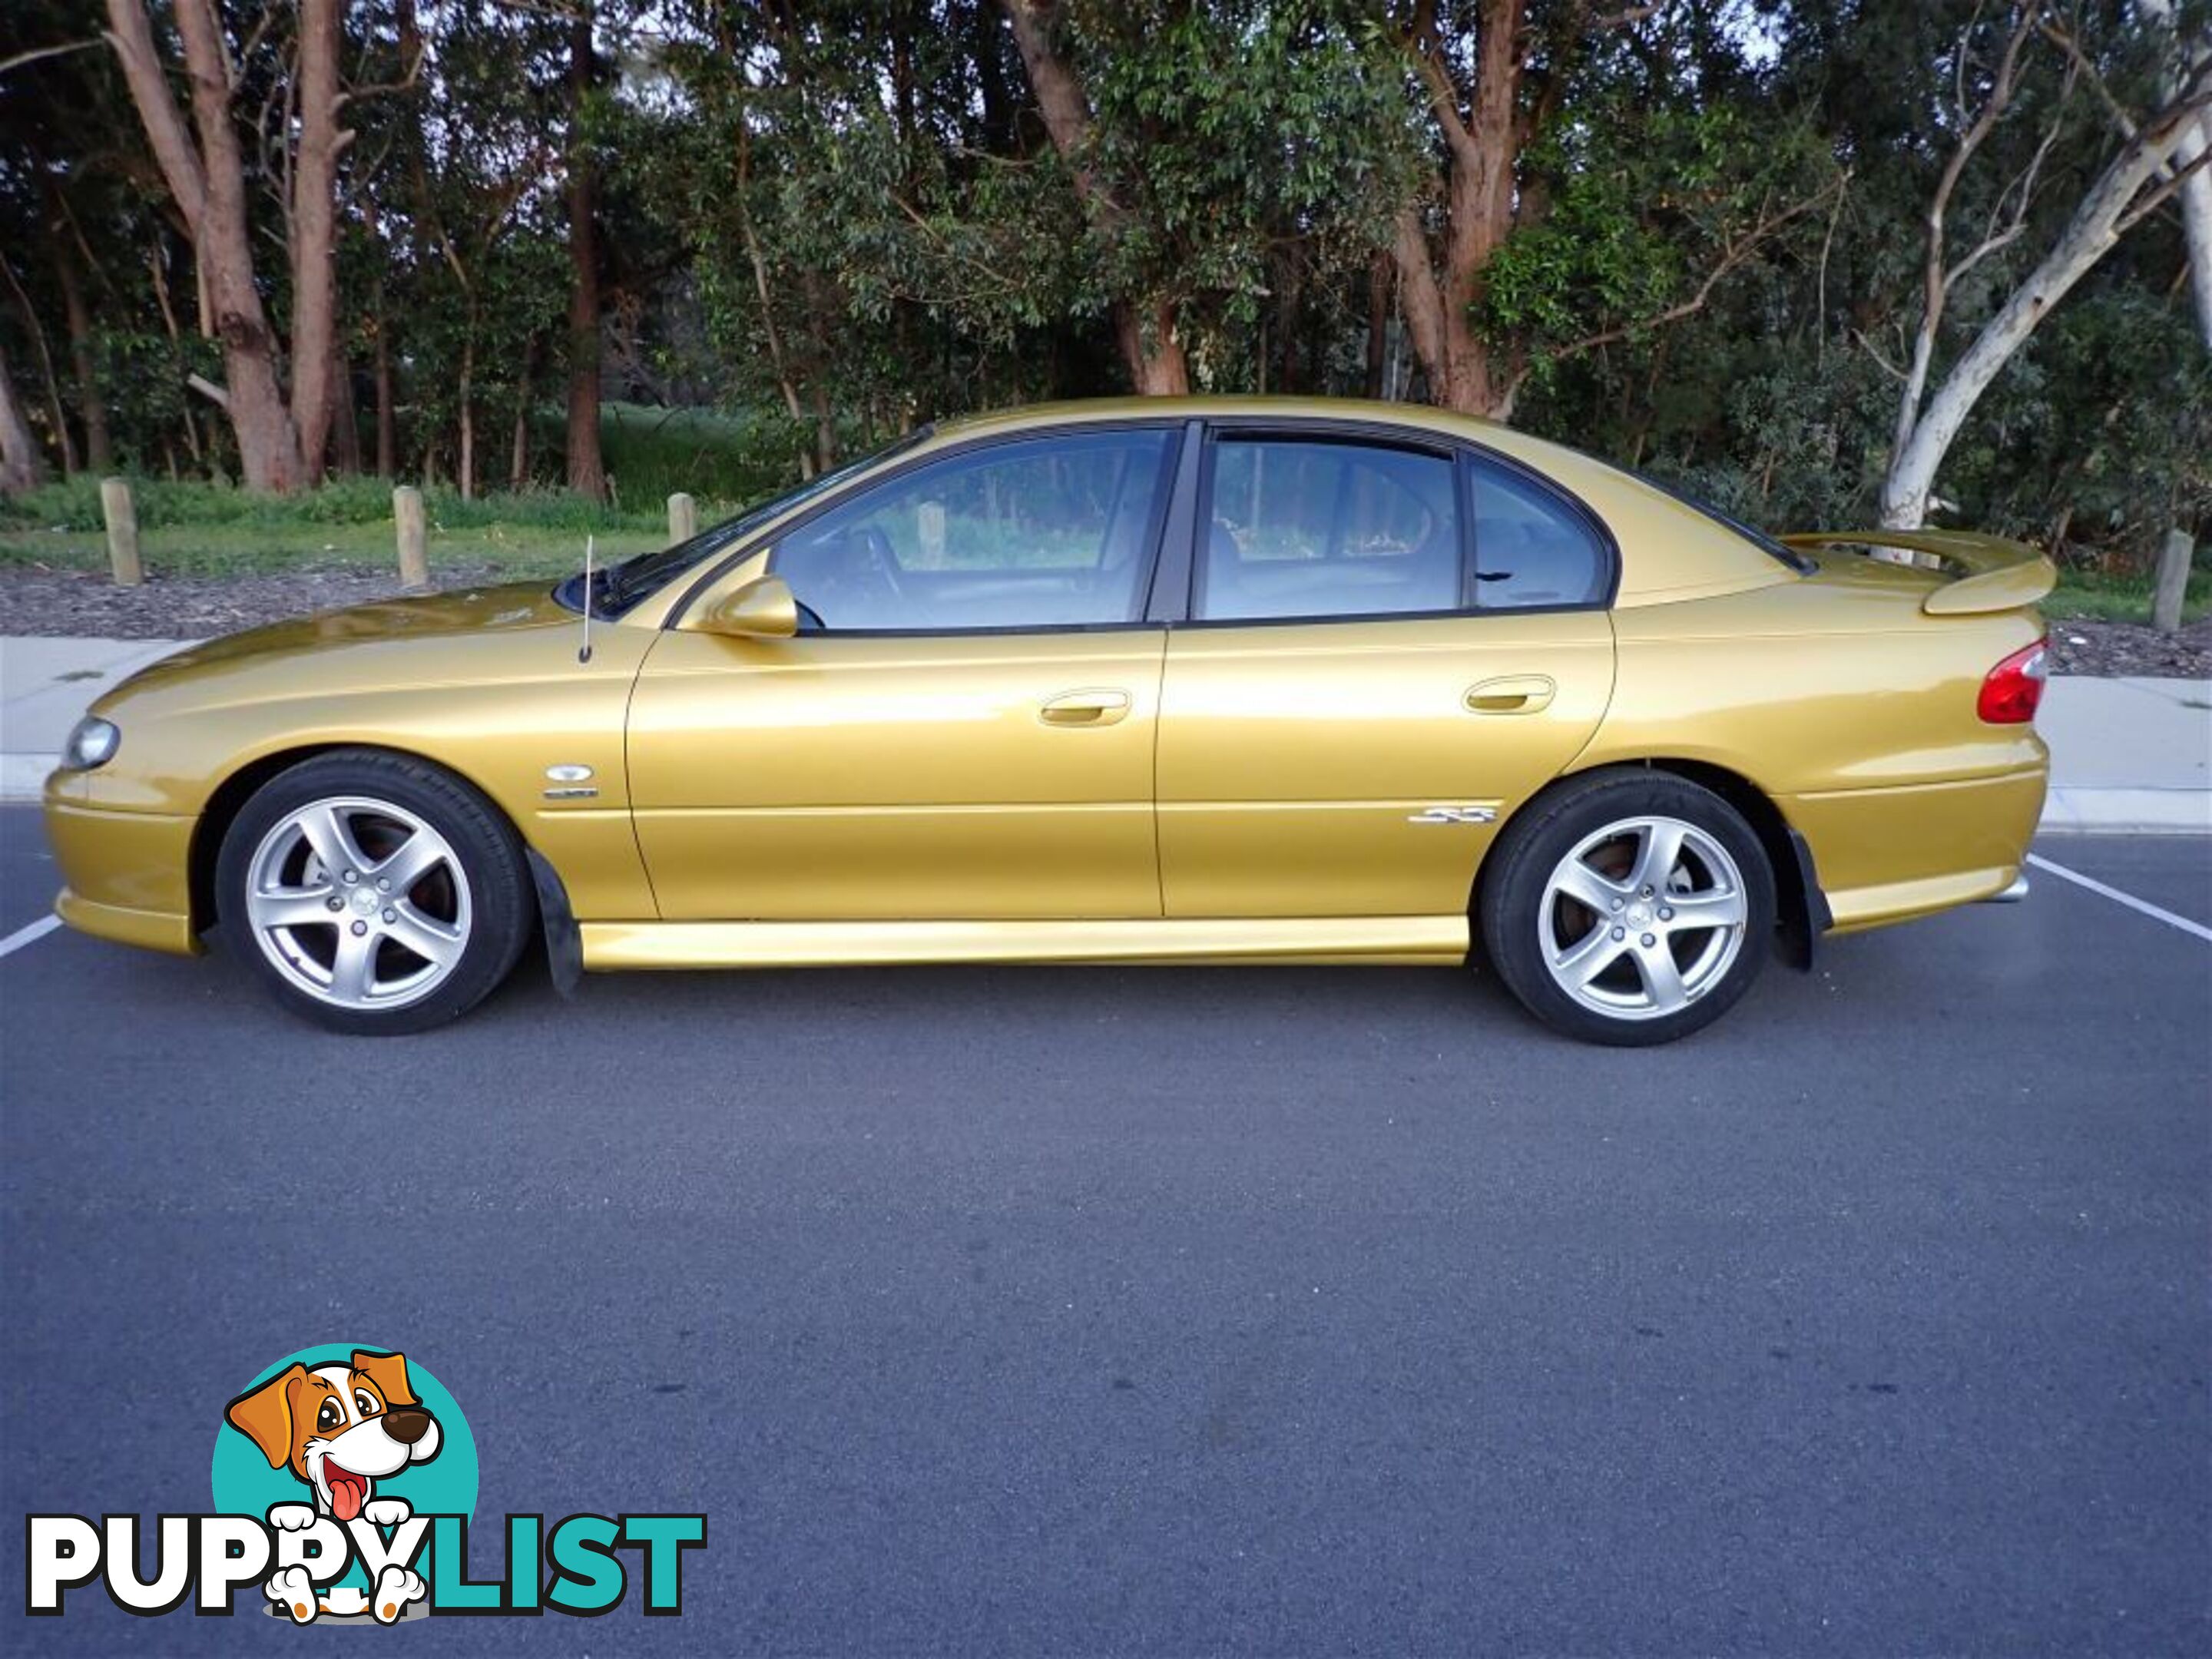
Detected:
[1001,0,1191,396]
[458,336,476,502]
[564,7,606,500]
[2145,0,2212,349]
[1881,78,2212,527]
[329,349,362,475]
[373,323,396,477]
[2,262,76,475]
[290,0,346,484]
[2176,111,2212,350]
[1389,0,1525,417]
[104,0,305,491]
[510,337,536,491]
[0,342,48,495]
[1365,254,1390,398]
[1112,297,1190,396]
[51,238,112,470]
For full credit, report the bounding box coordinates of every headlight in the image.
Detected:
[61,717,121,771]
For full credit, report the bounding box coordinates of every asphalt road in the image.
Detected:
[2,804,2207,1656]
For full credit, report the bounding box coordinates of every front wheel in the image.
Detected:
[217,751,532,1034]
[1479,771,1776,1046]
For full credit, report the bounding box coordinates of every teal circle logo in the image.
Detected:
[211,1345,477,1528]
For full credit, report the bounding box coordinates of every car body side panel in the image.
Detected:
[624,626,1168,921]
[43,587,661,929]
[1579,561,2048,930]
[1156,610,1616,916]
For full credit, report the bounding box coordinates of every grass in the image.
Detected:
[2046,561,2210,626]
[0,401,801,584]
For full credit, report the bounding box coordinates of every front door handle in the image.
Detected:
[1039,688,1132,727]
[1465,674,1557,715]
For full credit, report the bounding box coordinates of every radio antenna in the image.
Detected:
[578,534,594,664]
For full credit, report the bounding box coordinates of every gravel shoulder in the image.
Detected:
[0,568,2206,677]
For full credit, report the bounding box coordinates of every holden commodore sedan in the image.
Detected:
[43,398,2052,1044]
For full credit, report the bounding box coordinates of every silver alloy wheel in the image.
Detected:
[243,796,472,1010]
[1537,813,1747,1022]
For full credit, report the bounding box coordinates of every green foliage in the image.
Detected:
[2,0,2204,583]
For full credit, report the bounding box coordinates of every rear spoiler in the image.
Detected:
[1779,529,2056,617]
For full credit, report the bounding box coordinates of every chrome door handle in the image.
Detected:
[1465,674,1557,715]
[1039,688,1132,727]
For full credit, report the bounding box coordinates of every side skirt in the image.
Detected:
[578,915,1472,972]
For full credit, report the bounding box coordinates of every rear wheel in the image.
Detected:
[1479,770,1775,1045]
[217,751,531,1034]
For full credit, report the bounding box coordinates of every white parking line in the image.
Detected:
[2025,854,2212,945]
[0,914,61,959]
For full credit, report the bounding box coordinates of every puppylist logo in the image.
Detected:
[25,1345,705,1623]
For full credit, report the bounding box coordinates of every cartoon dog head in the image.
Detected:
[226,1350,442,1522]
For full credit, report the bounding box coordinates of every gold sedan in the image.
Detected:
[42,399,2051,1043]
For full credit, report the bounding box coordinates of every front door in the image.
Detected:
[627,426,1181,921]
[1157,432,1618,918]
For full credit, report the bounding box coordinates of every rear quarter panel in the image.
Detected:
[1584,556,2046,929]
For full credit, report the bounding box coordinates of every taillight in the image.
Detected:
[1978,639,2048,724]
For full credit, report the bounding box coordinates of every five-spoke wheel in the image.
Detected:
[243,797,472,1011]
[218,751,531,1033]
[1538,815,1749,1022]
[1480,771,1776,1045]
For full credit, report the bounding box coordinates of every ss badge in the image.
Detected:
[1408,805,1498,826]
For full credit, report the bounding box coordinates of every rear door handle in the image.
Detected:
[1039,688,1132,727]
[1464,674,1557,715]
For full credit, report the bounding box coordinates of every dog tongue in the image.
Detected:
[326,1468,366,1522]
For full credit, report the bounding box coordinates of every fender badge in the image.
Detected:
[1408,805,1498,825]
[545,763,594,783]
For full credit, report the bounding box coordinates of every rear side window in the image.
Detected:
[1466,456,1609,611]
[1196,439,1462,622]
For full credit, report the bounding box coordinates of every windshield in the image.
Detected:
[558,426,934,618]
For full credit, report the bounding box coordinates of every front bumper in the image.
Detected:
[44,790,201,956]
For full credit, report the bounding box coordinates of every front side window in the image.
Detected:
[1466,456,1610,610]
[772,429,1175,632]
[1195,439,1462,622]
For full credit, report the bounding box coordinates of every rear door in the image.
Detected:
[1157,429,1618,918]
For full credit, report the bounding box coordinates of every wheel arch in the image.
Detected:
[187,741,533,937]
[1476,757,1828,970]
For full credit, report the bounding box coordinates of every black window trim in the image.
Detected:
[664,411,1625,635]
[667,419,1191,640]
[1174,416,1623,630]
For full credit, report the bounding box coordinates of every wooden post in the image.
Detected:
[393,485,429,591]
[2151,528,2192,633]
[100,476,142,587]
[667,491,697,546]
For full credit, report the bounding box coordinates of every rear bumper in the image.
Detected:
[44,794,201,956]
[1785,763,2047,934]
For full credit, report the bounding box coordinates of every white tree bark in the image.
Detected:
[1882,68,2212,528]
[2177,111,2212,347]
[0,340,49,495]
[2144,0,2212,349]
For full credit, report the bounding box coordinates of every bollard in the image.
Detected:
[393,485,429,591]
[100,477,142,587]
[667,492,697,547]
[2151,528,2192,633]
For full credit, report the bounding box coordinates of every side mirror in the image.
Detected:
[697,575,799,640]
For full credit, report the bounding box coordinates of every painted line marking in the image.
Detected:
[0,914,62,959]
[2025,854,2212,945]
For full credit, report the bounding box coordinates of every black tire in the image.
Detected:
[216,749,533,1035]
[1478,769,1776,1046]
